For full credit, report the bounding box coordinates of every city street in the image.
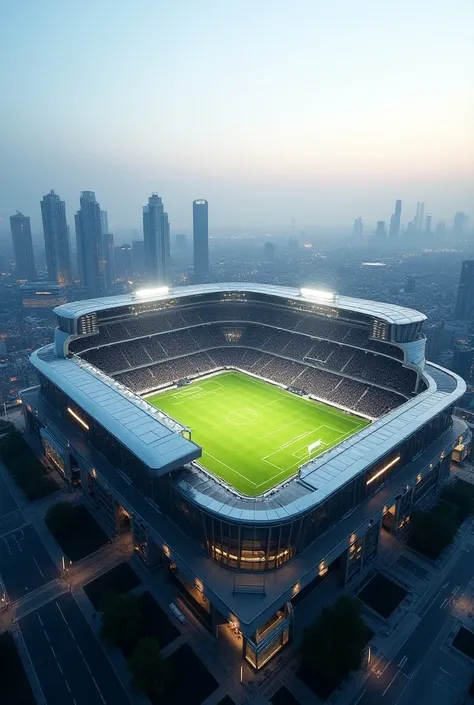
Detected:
[352,545,474,704]
[20,592,130,705]
[0,524,59,601]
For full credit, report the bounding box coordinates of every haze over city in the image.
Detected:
[1,0,473,232]
[3,3,474,705]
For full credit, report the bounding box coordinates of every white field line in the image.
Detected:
[262,417,306,439]
[203,451,258,487]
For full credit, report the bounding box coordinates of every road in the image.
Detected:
[352,544,474,705]
[20,592,130,705]
[0,524,59,601]
[0,472,19,518]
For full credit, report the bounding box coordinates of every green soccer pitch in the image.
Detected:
[146,371,370,496]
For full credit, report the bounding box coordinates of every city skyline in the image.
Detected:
[1,0,473,230]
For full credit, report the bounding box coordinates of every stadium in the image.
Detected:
[22,283,470,669]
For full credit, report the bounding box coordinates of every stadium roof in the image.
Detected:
[31,335,465,520]
[54,283,426,326]
[31,346,201,473]
[173,362,465,522]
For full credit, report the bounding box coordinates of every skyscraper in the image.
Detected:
[143,194,169,285]
[132,240,145,275]
[353,217,363,238]
[454,260,474,320]
[193,199,209,283]
[425,214,432,234]
[453,212,467,239]
[75,191,104,296]
[375,221,386,242]
[100,210,109,237]
[40,190,72,284]
[102,233,115,290]
[388,200,402,240]
[114,244,133,279]
[418,202,425,232]
[164,212,171,261]
[10,211,36,280]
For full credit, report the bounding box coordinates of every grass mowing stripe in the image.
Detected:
[147,371,370,496]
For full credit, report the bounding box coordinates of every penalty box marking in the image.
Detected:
[262,425,348,471]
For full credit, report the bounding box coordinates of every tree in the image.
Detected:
[45,501,77,534]
[408,501,458,559]
[100,592,142,652]
[442,480,474,523]
[300,595,368,696]
[128,638,170,696]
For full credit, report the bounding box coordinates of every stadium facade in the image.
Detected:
[22,283,470,670]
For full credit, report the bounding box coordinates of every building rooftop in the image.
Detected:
[20,383,470,636]
[31,346,201,473]
[54,282,427,327]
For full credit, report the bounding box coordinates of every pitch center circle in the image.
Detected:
[226,408,258,425]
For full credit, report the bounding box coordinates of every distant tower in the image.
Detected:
[114,244,132,279]
[454,260,474,320]
[132,240,145,275]
[143,194,169,285]
[418,202,425,232]
[163,212,171,261]
[102,233,115,290]
[375,221,386,242]
[353,217,363,238]
[453,212,466,239]
[415,202,421,230]
[388,200,402,240]
[435,221,447,238]
[193,199,209,284]
[425,213,432,234]
[75,191,104,297]
[40,190,72,284]
[10,211,36,280]
[100,210,109,236]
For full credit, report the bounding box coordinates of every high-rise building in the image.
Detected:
[175,233,187,251]
[453,212,466,239]
[424,322,444,362]
[193,199,209,283]
[132,240,145,275]
[10,211,36,280]
[102,233,115,290]
[353,217,363,238]
[100,210,109,236]
[375,221,386,242]
[452,345,474,381]
[388,200,402,239]
[164,212,171,261]
[415,202,421,230]
[425,214,432,234]
[418,202,425,232]
[40,190,72,284]
[143,194,168,285]
[454,260,474,320]
[435,221,447,238]
[114,244,132,279]
[75,191,104,296]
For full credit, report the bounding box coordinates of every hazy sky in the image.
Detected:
[1,0,473,232]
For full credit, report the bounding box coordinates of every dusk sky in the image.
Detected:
[1,0,473,232]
